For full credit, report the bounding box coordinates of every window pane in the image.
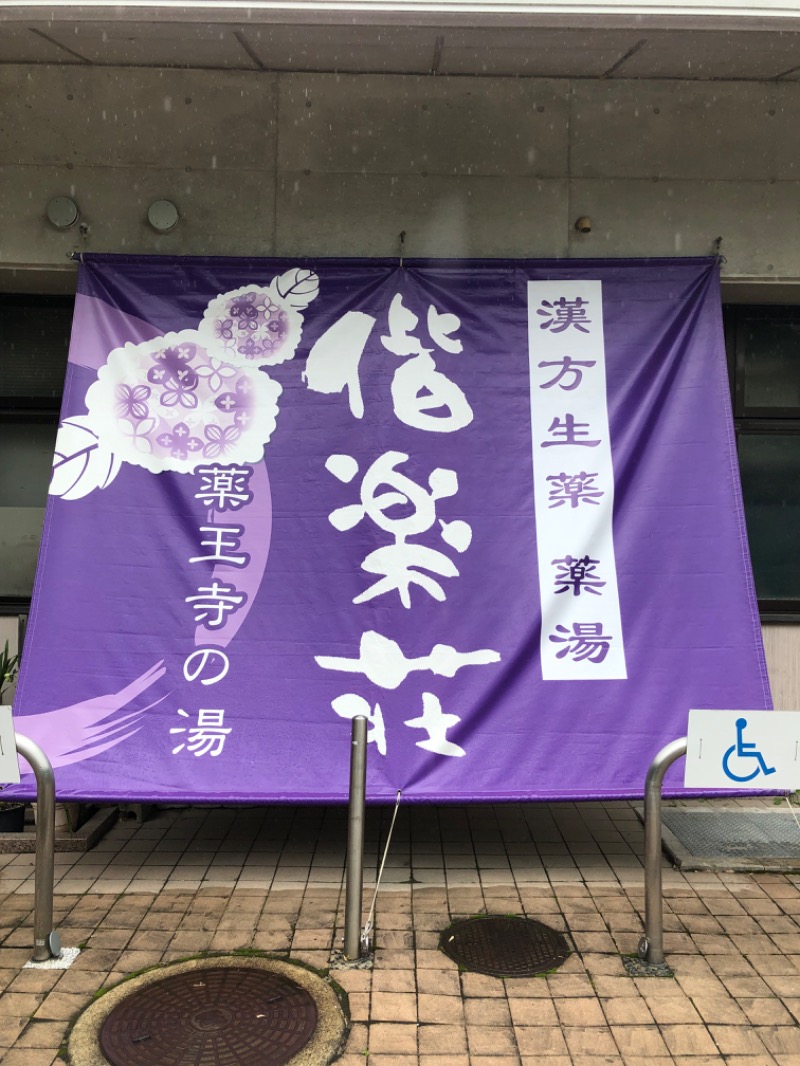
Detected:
[0,422,58,507]
[0,295,72,400]
[741,315,800,411]
[0,421,57,596]
[738,433,800,603]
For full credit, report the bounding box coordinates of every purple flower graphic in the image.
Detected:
[160,374,199,409]
[260,310,289,353]
[215,376,256,427]
[214,319,234,342]
[237,336,262,360]
[215,392,238,414]
[203,424,241,459]
[156,422,203,461]
[149,345,199,390]
[115,383,151,421]
[229,297,259,326]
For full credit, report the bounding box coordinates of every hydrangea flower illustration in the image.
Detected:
[83,330,282,475]
[199,268,319,368]
[120,417,156,455]
[203,424,241,459]
[215,377,258,430]
[156,422,204,461]
[147,343,200,410]
[230,296,259,325]
[195,358,237,394]
[51,265,321,498]
[115,384,151,421]
[246,335,270,360]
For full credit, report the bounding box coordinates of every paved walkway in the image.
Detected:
[2,799,800,1065]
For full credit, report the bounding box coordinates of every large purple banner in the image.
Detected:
[10,255,770,802]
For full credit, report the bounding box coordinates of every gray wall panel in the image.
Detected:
[278,74,569,177]
[571,80,797,182]
[275,174,568,258]
[0,66,277,171]
[567,178,800,275]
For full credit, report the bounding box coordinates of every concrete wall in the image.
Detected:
[2,66,800,276]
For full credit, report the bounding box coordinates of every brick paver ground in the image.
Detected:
[2,799,800,1065]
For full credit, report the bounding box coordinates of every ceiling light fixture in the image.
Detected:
[147,200,180,233]
[46,196,79,229]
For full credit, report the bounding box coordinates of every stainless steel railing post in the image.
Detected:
[639,736,688,967]
[15,734,60,962]
[343,715,368,960]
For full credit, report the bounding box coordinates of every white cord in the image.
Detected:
[362,790,402,947]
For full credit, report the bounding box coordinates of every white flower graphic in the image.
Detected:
[83,330,282,475]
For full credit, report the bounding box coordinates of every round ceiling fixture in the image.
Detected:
[46,196,79,229]
[147,199,180,232]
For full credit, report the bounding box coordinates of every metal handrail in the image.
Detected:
[15,734,60,962]
[638,736,688,967]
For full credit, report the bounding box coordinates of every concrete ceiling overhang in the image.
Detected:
[0,1,799,79]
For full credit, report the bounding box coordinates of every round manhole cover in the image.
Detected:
[440,916,570,978]
[99,966,318,1066]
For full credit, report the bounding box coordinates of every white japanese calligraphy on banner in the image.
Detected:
[308,290,500,759]
[528,281,626,681]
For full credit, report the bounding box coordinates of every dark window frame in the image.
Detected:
[0,292,74,406]
[1,292,70,610]
[0,405,61,421]
[731,305,800,420]
[725,304,800,622]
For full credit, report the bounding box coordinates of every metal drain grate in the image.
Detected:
[661,810,800,860]
[99,966,318,1066]
[440,916,570,978]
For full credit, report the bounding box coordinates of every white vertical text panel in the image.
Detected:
[528,280,626,681]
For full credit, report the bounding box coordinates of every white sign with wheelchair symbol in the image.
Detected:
[685,709,800,790]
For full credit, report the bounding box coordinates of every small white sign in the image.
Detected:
[685,709,800,790]
[0,707,20,785]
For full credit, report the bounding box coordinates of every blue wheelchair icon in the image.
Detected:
[722,717,777,783]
